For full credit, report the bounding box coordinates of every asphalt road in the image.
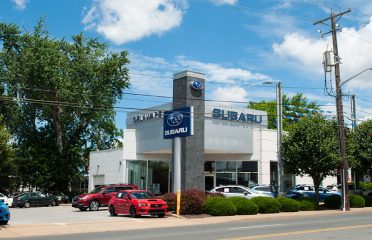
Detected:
[6,209,372,240]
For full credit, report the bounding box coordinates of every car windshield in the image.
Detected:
[130,191,155,199]
[90,187,104,194]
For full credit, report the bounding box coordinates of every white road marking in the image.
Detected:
[229,224,283,230]
[52,222,67,226]
[128,218,145,222]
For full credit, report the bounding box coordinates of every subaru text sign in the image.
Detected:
[163,106,194,139]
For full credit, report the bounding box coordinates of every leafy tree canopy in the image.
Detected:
[248,93,319,130]
[0,19,130,191]
[350,120,372,172]
[282,115,340,204]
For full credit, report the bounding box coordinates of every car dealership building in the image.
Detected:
[89,70,336,194]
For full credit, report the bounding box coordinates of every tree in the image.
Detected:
[248,93,319,130]
[0,19,130,191]
[350,120,372,185]
[0,120,15,193]
[282,115,340,205]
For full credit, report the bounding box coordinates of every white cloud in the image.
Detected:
[176,56,272,83]
[210,87,248,105]
[272,18,372,89]
[12,0,28,10]
[82,0,187,45]
[210,0,237,6]
[127,52,274,105]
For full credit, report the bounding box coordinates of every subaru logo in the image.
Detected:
[190,81,204,91]
[167,112,183,126]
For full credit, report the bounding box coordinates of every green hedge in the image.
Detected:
[363,196,372,207]
[299,199,315,211]
[227,197,258,215]
[276,197,300,212]
[366,183,372,190]
[251,197,281,213]
[324,195,341,209]
[203,196,236,216]
[349,194,365,208]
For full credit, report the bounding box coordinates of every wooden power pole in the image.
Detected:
[313,9,351,211]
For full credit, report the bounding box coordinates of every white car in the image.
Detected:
[0,193,12,206]
[209,185,273,199]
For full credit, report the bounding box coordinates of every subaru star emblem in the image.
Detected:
[190,80,204,91]
[167,112,183,126]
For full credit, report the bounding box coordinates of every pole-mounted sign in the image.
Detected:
[163,106,194,217]
[163,106,194,139]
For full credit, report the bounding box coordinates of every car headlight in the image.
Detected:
[138,203,149,207]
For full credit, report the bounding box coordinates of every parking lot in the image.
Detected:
[9,204,148,225]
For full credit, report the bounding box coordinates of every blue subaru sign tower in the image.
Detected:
[169,71,205,191]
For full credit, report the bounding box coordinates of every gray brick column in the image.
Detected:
[173,71,205,191]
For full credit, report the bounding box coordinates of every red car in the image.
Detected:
[72,184,138,211]
[108,190,168,218]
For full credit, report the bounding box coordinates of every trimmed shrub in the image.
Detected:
[161,192,176,212]
[203,196,237,216]
[276,197,300,212]
[359,182,367,190]
[251,197,281,213]
[349,194,365,208]
[299,199,315,211]
[363,196,372,207]
[366,183,372,190]
[324,195,341,209]
[180,189,207,215]
[227,197,258,215]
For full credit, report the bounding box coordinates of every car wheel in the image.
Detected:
[79,207,87,211]
[130,206,139,218]
[89,200,100,211]
[109,205,117,216]
[24,202,31,208]
[157,213,165,218]
[50,200,56,207]
[0,221,8,225]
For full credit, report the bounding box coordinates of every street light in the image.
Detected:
[341,67,372,87]
[263,81,284,196]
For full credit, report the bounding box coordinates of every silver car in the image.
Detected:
[209,185,273,199]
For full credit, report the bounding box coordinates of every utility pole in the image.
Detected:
[314,8,351,211]
[276,82,284,196]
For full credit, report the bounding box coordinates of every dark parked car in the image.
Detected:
[50,192,69,204]
[0,201,10,225]
[12,192,56,208]
[286,185,341,201]
[72,184,138,211]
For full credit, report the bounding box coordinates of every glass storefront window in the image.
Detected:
[147,161,170,195]
[127,160,170,195]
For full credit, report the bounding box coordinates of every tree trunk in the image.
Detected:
[313,178,321,208]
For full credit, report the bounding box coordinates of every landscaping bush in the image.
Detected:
[227,197,258,215]
[251,197,281,213]
[349,194,365,208]
[161,192,176,212]
[363,196,372,207]
[276,197,300,212]
[324,195,341,209]
[299,199,315,211]
[203,196,236,216]
[359,182,367,190]
[161,189,207,214]
[366,183,372,190]
[180,189,207,215]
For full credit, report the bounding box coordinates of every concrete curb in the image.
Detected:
[1,207,372,239]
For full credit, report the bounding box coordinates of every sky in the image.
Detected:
[1,0,372,130]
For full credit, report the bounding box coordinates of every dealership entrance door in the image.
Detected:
[205,174,215,191]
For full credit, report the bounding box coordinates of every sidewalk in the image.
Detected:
[1,208,371,239]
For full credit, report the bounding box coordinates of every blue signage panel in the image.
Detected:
[163,106,194,139]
